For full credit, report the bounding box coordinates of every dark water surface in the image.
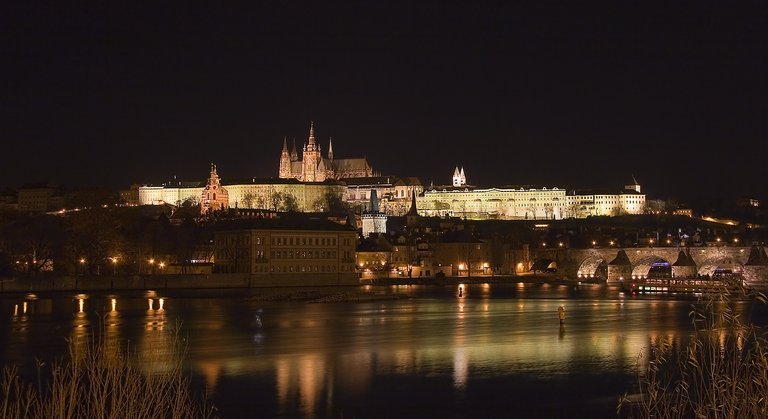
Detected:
[2,283,767,419]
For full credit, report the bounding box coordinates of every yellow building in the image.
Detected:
[419,167,645,220]
[213,216,358,285]
[138,174,346,212]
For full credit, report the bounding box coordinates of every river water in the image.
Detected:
[1,283,767,419]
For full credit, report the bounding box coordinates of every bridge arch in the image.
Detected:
[697,256,744,277]
[576,256,608,280]
[631,256,673,279]
[531,258,557,273]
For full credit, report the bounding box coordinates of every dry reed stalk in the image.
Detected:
[618,284,768,419]
[0,320,217,419]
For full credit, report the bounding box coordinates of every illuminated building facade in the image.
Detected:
[279,121,374,182]
[343,176,423,216]
[213,217,358,285]
[200,163,229,214]
[138,175,346,213]
[419,167,645,220]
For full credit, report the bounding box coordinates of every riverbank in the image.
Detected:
[0,273,601,296]
[0,274,605,301]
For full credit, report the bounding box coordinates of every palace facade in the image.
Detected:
[417,167,645,220]
[137,168,346,213]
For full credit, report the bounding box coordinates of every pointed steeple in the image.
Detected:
[328,137,334,160]
[370,189,379,213]
[281,137,288,153]
[407,189,418,216]
[452,166,462,187]
[308,121,316,146]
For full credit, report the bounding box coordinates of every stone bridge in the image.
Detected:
[532,245,768,287]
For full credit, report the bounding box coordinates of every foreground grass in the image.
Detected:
[618,285,768,419]
[0,327,217,419]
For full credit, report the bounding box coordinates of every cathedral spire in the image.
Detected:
[328,137,334,160]
[308,121,316,146]
[281,137,288,153]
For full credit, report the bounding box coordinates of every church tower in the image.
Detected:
[279,137,292,179]
[200,163,229,215]
[301,121,325,182]
[452,166,466,187]
[362,189,388,237]
[290,138,298,161]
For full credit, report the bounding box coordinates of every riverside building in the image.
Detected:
[212,216,359,285]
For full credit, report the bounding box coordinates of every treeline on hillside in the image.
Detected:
[0,207,211,277]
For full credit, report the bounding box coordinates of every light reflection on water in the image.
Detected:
[1,284,767,418]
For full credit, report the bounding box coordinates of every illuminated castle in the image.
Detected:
[279,122,374,182]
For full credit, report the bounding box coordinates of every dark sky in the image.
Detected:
[3,1,766,203]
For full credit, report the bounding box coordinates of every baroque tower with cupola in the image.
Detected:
[200,163,229,214]
[279,122,374,182]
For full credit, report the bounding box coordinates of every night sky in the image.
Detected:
[3,1,766,203]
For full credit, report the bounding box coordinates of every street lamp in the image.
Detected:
[110,257,118,275]
[148,258,155,275]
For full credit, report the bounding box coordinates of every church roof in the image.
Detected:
[395,176,423,186]
[330,157,371,171]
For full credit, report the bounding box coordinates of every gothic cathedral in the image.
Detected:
[279,122,374,182]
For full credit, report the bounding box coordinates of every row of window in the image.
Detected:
[272,250,337,259]
[270,264,355,273]
[272,236,337,246]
